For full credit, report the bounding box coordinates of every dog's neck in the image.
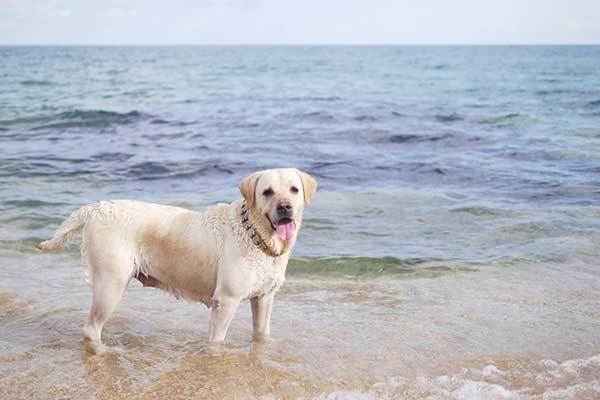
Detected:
[239,200,297,257]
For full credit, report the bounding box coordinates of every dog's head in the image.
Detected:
[239,168,317,242]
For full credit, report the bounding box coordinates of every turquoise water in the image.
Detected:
[1,46,599,399]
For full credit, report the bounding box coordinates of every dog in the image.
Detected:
[37,168,316,346]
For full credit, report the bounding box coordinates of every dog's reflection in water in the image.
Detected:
[80,338,316,399]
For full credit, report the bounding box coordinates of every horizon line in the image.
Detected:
[1,42,600,47]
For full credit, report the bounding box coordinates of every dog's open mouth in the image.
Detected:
[272,217,296,241]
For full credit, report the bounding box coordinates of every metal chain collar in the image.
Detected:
[240,201,281,257]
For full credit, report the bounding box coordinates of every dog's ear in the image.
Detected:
[296,169,317,206]
[239,171,262,208]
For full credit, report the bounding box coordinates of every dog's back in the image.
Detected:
[37,200,188,252]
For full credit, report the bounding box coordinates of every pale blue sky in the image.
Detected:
[2,0,600,45]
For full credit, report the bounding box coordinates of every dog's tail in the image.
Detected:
[36,204,99,251]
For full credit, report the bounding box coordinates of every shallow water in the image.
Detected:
[1,46,599,399]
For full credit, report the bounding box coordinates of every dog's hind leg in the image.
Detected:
[82,238,134,346]
[83,273,130,344]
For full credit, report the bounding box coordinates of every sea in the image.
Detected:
[1,45,599,399]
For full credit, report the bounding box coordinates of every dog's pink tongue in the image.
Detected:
[275,221,295,241]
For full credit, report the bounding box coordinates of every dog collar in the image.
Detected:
[240,201,281,257]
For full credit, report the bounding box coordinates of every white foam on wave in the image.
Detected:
[311,377,519,400]
[308,354,600,400]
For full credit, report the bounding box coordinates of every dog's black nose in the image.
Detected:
[276,202,292,217]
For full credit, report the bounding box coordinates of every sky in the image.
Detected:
[1,0,600,45]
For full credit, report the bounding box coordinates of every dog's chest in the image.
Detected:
[246,257,288,298]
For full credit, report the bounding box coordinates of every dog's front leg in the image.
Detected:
[250,291,275,341]
[207,296,241,342]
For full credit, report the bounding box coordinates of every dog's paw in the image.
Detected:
[84,340,107,355]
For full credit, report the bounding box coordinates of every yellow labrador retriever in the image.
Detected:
[37,168,316,346]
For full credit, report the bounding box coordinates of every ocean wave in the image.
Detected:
[587,99,600,107]
[287,256,463,279]
[0,156,239,181]
[121,160,235,180]
[311,160,356,170]
[151,117,196,127]
[0,109,150,130]
[477,113,527,126]
[298,111,336,121]
[2,199,70,209]
[386,133,453,144]
[375,162,447,176]
[495,148,562,162]
[150,118,170,125]
[535,89,570,96]
[91,152,134,162]
[314,354,600,400]
[354,114,377,122]
[450,206,504,217]
[287,96,342,102]
[435,113,463,123]
[33,109,149,130]
[23,155,89,164]
[19,80,54,86]
[0,160,97,179]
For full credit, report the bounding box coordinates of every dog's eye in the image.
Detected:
[290,186,299,194]
[263,188,274,197]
